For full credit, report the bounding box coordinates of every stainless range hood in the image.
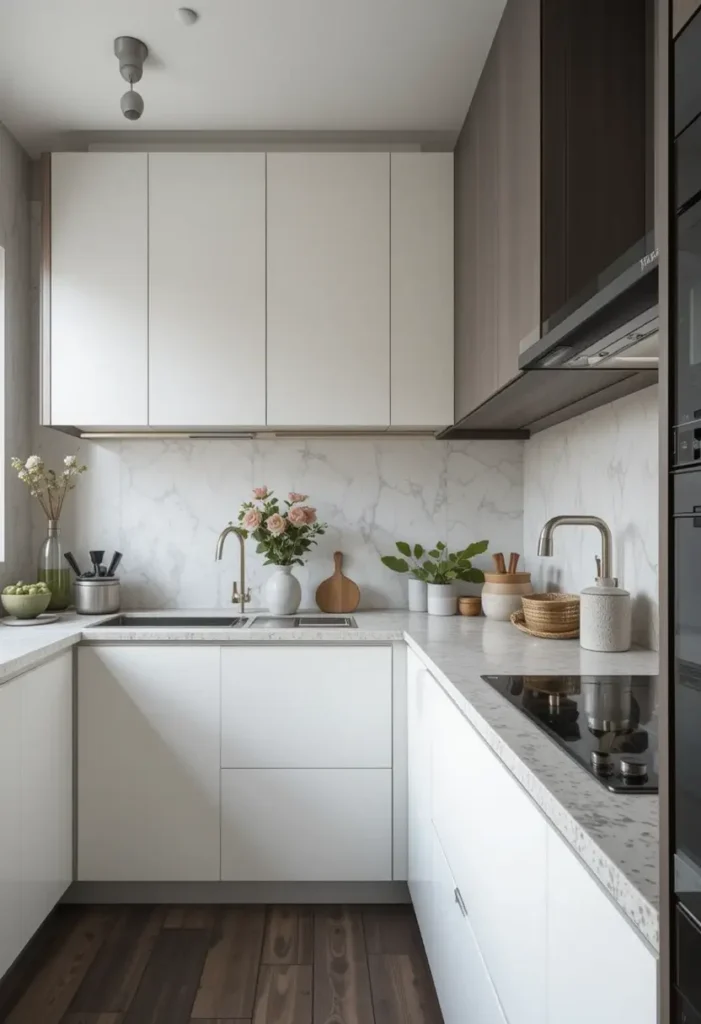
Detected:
[440,239,659,440]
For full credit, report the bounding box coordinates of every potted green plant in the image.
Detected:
[381,542,431,611]
[382,540,488,615]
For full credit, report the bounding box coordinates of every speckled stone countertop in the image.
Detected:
[0,609,660,950]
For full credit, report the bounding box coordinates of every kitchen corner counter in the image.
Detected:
[0,609,659,950]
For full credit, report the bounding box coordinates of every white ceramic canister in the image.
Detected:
[481,573,533,621]
[408,577,428,612]
[427,582,457,616]
[579,578,632,652]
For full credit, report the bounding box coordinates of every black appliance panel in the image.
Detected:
[676,905,701,1020]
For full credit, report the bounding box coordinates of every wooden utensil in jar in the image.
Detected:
[492,552,507,574]
[508,552,520,574]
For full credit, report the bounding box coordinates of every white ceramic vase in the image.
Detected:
[427,582,457,616]
[265,565,302,615]
[408,577,428,612]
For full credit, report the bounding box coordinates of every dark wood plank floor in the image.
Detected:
[0,905,443,1024]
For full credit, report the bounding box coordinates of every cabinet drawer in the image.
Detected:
[428,824,506,1024]
[221,646,392,768]
[220,768,392,881]
[430,683,547,1024]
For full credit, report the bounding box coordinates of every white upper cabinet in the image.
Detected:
[148,153,266,427]
[390,154,454,427]
[48,151,453,431]
[266,153,391,427]
[51,153,148,426]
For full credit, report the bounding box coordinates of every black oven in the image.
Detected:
[674,9,701,466]
[674,472,701,1018]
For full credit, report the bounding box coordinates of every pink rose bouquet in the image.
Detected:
[236,488,327,566]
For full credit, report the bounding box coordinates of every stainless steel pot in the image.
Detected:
[74,577,121,615]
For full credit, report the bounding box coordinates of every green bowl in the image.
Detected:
[1,592,52,619]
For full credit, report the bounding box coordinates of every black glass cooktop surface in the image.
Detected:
[481,675,658,793]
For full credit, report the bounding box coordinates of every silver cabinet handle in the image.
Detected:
[454,887,468,916]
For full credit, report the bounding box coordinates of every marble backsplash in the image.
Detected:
[30,431,525,611]
[523,385,659,649]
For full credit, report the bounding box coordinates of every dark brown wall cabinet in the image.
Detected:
[454,0,650,428]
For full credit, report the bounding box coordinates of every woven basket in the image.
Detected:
[521,593,580,634]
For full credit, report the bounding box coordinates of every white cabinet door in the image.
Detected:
[267,153,390,427]
[431,682,548,1024]
[407,650,434,941]
[20,652,73,944]
[0,678,22,978]
[148,153,266,427]
[546,828,657,1024]
[51,153,148,426]
[221,646,391,768]
[390,154,454,427]
[221,768,392,881]
[428,825,506,1024]
[78,646,220,881]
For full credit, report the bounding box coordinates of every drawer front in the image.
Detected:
[221,646,392,768]
[428,824,506,1024]
[430,682,547,1024]
[220,768,392,881]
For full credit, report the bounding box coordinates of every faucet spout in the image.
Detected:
[537,515,613,581]
[215,524,251,613]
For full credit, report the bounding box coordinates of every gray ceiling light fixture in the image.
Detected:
[113,36,148,121]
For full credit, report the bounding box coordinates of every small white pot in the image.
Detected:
[265,566,302,615]
[408,577,428,612]
[427,582,457,616]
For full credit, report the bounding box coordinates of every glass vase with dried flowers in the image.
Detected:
[11,454,87,609]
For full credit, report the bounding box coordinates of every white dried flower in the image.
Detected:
[25,455,42,471]
[64,455,77,467]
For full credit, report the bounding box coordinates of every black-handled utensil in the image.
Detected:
[64,551,82,576]
[89,550,105,577]
[106,551,123,577]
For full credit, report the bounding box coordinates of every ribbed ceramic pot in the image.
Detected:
[427,582,457,616]
[265,566,302,615]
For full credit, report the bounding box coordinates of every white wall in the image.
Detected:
[523,386,659,649]
[0,123,33,588]
[30,431,524,611]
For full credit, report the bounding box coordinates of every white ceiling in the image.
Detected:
[0,0,506,155]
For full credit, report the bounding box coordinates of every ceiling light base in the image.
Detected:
[114,36,148,84]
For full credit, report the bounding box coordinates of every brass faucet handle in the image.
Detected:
[231,581,240,604]
[243,588,252,604]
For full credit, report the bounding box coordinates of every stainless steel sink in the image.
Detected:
[248,615,357,628]
[90,613,357,629]
[94,614,249,628]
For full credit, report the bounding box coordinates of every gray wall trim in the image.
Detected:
[63,880,410,904]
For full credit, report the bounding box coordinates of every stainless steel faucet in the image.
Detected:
[537,515,613,581]
[215,524,252,613]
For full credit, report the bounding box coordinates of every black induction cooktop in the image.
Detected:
[481,674,659,793]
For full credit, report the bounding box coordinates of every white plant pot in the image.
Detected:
[408,577,428,612]
[427,582,457,617]
[265,566,302,615]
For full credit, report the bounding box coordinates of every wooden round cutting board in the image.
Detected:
[315,552,360,613]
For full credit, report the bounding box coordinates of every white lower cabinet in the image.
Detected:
[221,768,392,881]
[78,646,220,881]
[0,677,22,978]
[428,826,506,1024]
[431,681,547,1024]
[20,653,73,943]
[221,646,391,768]
[546,828,657,1024]
[0,653,72,980]
[408,658,658,1024]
